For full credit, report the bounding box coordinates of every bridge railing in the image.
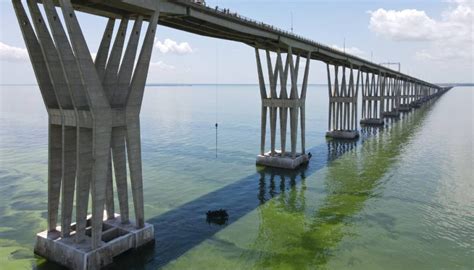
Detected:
[177,1,440,89]
[178,1,338,52]
[179,2,388,66]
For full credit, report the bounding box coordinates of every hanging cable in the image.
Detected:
[215,2,219,158]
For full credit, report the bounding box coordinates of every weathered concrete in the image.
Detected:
[381,76,401,118]
[382,111,400,118]
[398,104,411,112]
[360,118,385,126]
[255,47,310,169]
[34,214,154,270]
[256,151,310,169]
[326,130,360,140]
[13,0,158,268]
[326,64,360,140]
[360,72,385,126]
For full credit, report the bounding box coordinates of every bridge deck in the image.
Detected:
[64,0,439,88]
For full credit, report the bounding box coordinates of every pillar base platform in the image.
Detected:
[398,105,411,112]
[382,111,400,118]
[34,215,154,270]
[360,118,384,126]
[325,130,359,140]
[256,151,310,169]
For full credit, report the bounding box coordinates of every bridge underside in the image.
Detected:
[42,0,443,87]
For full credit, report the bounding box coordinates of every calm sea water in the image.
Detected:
[0,85,472,270]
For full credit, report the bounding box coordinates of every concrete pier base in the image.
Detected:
[360,118,384,126]
[382,111,400,118]
[256,151,310,169]
[398,105,411,112]
[325,130,359,140]
[34,214,154,270]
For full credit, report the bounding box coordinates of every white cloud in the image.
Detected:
[150,61,176,71]
[368,9,438,41]
[0,42,29,62]
[368,1,473,61]
[154,38,193,55]
[331,45,365,56]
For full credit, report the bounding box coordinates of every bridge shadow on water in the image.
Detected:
[107,108,433,269]
[109,142,362,269]
[35,105,434,270]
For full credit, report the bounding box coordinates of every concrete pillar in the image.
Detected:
[382,75,400,118]
[111,127,129,223]
[360,71,384,126]
[75,128,93,242]
[27,0,81,238]
[255,48,267,156]
[300,52,311,154]
[61,127,77,236]
[256,48,311,169]
[110,17,144,224]
[95,19,115,81]
[112,16,144,107]
[265,50,278,155]
[59,0,113,249]
[48,125,63,232]
[105,157,115,219]
[125,11,160,228]
[104,18,129,101]
[12,1,63,234]
[288,47,299,158]
[16,0,156,267]
[327,64,360,139]
[101,18,129,221]
[276,50,289,155]
[399,79,411,112]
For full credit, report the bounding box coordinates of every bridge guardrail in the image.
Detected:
[176,0,440,89]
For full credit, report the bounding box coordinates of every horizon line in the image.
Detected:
[0,83,471,87]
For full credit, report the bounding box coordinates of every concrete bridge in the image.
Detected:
[11,0,451,269]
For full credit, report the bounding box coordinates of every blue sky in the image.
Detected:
[0,0,472,84]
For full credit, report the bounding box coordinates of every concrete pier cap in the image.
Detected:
[382,111,400,118]
[325,130,360,140]
[360,118,384,126]
[398,105,411,112]
[256,151,310,170]
[34,214,154,270]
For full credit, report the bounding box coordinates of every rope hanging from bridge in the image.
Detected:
[215,27,219,158]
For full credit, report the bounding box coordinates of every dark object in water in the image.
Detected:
[308,152,312,159]
[206,209,229,225]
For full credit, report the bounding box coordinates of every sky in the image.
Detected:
[0,0,472,85]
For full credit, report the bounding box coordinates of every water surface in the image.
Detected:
[0,85,472,269]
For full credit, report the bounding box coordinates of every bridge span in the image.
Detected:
[11,0,451,269]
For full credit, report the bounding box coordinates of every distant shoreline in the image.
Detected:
[1,83,472,87]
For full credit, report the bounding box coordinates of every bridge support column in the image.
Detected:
[382,76,401,118]
[411,83,422,108]
[325,64,360,139]
[255,48,311,169]
[13,0,157,268]
[360,72,384,126]
[398,80,411,112]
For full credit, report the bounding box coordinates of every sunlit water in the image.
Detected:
[0,85,472,270]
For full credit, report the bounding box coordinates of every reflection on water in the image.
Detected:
[0,85,472,270]
[326,140,358,162]
[246,104,431,269]
[113,125,360,268]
